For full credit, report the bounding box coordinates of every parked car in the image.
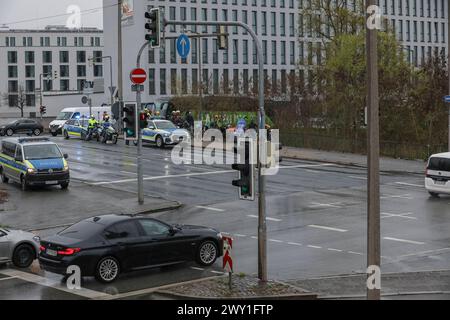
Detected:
[39,214,223,283]
[0,227,40,268]
[425,152,450,197]
[0,119,43,137]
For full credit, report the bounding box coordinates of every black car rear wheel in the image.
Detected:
[6,128,13,136]
[95,257,120,283]
[196,240,218,266]
[33,128,42,136]
[12,244,35,268]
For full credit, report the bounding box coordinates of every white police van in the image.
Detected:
[49,106,110,136]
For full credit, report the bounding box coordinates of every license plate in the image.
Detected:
[45,181,58,185]
[46,249,57,257]
[435,180,446,185]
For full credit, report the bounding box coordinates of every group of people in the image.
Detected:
[169,110,195,132]
[86,111,113,141]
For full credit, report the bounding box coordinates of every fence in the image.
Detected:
[280,130,447,160]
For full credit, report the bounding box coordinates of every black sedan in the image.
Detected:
[0,119,43,136]
[38,214,223,283]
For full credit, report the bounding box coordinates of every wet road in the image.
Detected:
[0,136,449,299]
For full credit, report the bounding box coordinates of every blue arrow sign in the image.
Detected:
[176,34,191,59]
[444,96,450,103]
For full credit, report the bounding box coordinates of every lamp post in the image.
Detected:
[89,55,114,105]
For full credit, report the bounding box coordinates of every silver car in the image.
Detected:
[0,227,40,268]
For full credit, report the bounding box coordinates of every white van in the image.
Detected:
[49,106,111,136]
[425,152,450,197]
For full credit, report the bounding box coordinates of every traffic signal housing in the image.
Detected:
[218,25,228,50]
[123,103,138,140]
[145,8,161,48]
[39,106,46,115]
[232,139,255,201]
[139,112,148,129]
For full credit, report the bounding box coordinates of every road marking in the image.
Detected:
[247,215,282,222]
[327,248,343,252]
[348,176,367,180]
[308,225,348,233]
[381,212,417,220]
[347,251,364,255]
[251,236,258,239]
[0,276,16,282]
[381,194,413,200]
[90,169,234,185]
[383,237,425,245]
[394,182,423,188]
[0,269,110,299]
[309,202,343,208]
[268,239,284,243]
[210,271,225,275]
[305,169,321,173]
[190,267,205,271]
[120,170,137,175]
[307,245,322,249]
[278,163,337,170]
[233,234,247,238]
[196,206,225,212]
[397,247,450,259]
[287,242,303,246]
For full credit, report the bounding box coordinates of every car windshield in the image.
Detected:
[56,112,73,120]
[155,121,176,130]
[23,144,62,160]
[59,221,104,240]
[428,157,450,171]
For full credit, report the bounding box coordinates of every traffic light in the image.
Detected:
[123,103,138,140]
[40,106,46,115]
[145,8,161,48]
[139,112,148,129]
[232,139,255,201]
[360,107,367,127]
[218,25,228,50]
[53,70,58,80]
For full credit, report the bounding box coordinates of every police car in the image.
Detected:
[142,120,190,148]
[62,118,89,140]
[0,137,70,191]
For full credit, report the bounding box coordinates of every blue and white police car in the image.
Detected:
[142,120,190,148]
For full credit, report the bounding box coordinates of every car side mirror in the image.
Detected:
[63,153,69,159]
[169,227,178,235]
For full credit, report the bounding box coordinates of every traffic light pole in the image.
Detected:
[165,20,267,282]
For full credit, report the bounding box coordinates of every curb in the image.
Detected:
[154,275,318,300]
[320,291,450,300]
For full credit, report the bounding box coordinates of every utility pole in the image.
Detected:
[366,0,381,300]
[448,0,450,151]
[118,0,124,133]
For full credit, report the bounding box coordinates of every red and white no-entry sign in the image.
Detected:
[223,236,233,273]
[130,68,147,84]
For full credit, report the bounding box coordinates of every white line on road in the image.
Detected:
[327,248,343,252]
[0,276,16,282]
[247,215,282,222]
[196,206,225,212]
[190,267,205,271]
[381,212,417,220]
[381,194,413,200]
[383,237,425,245]
[287,242,303,246]
[308,225,348,233]
[233,234,247,238]
[268,239,284,243]
[309,202,343,208]
[278,163,337,170]
[348,176,367,180]
[347,251,364,255]
[397,247,450,258]
[307,245,322,249]
[90,169,234,185]
[394,182,424,188]
[210,271,225,274]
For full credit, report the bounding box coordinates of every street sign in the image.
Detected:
[223,236,233,273]
[109,86,117,96]
[130,68,147,85]
[82,80,94,95]
[176,34,191,59]
[131,84,145,92]
[444,96,450,103]
[81,96,88,104]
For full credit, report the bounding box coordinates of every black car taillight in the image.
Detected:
[57,248,81,256]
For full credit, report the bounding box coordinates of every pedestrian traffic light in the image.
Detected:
[139,112,148,129]
[40,106,46,115]
[218,25,228,50]
[232,139,255,201]
[145,8,161,48]
[123,103,138,140]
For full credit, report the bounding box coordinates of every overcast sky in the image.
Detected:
[0,0,103,30]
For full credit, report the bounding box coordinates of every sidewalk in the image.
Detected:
[281,146,427,174]
[287,270,450,299]
[0,182,181,231]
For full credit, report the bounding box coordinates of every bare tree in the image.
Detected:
[1,85,27,118]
